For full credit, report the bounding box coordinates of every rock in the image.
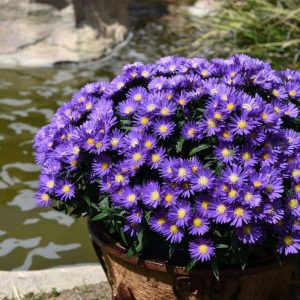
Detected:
[187,0,222,17]
[0,0,129,67]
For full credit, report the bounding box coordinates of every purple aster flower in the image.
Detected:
[173,161,192,183]
[152,118,175,139]
[277,234,300,255]
[284,103,299,118]
[264,179,283,201]
[242,189,261,207]
[126,208,143,225]
[124,223,138,237]
[237,147,258,167]
[125,147,148,168]
[229,112,256,136]
[126,86,148,102]
[109,129,125,150]
[142,181,162,208]
[286,81,300,99]
[118,99,138,117]
[209,201,232,224]
[191,168,215,192]
[188,238,215,262]
[132,114,152,129]
[161,186,179,207]
[119,186,140,208]
[221,164,247,187]
[287,197,300,217]
[230,205,251,227]
[159,157,177,179]
[182,121,200,140]
[157,100,177,117]
[148,147,167,169]
[56,181,75,201]
[91,155,112,178]
[162,222,184,244]
[168,201,191,226]
[214,144,236,164]
[36,190,52,207]
[195,194,212,217]
[39,174,56,192]
[149,209,168,234]
[237,224,263,244]
[188,214,209,236]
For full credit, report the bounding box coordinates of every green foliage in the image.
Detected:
[177,0,300,70]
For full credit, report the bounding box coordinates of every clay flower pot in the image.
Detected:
[88,222,293,300]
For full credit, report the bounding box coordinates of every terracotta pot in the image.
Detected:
[88,222,293,300]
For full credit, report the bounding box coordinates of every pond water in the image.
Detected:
[0,6,195,270]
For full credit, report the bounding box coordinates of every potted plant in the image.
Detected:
[34,54,300,300]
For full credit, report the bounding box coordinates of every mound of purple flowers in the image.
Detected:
[34,54,300,264]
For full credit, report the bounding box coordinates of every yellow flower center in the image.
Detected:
[178,99,185,106]
[151,191,160,201]
[272,89,280,97]
[177,208,186,219]
[289,199,298,209]
[217,204,226,214]
[111,138,119,146]
[141,117,149,125]
[47,180,54,188]
[159,124,168,133]
[295,183,300,193]
[133,93,142,101]
[131,72,137,78]
[253,181,262,188]
[87,138,94,146]
[165,194,173,203]
[187,128,195,137]
[115,174,124,183]
[144,140,152,148]
[274,106,281,114]
[124,106,133,114]
[214,112,222,120]
[207,119,216,128]
[152,154,160,163]
[242,152,251,161]
[226,102,235,111]
[243,225,251,235]
[170,225,179,234]
[147,104,156,112]
[101,162,109,170]
[229,173,239,183]
[222,148,231,157]
[292,169,300,177]
[265,185,273,193]
[71,159,77,167]
[234,207,244,217]
[201,70,208,77]
[221,94,228,101]
[228,189,237,199]
[95,142,103,149]
[161,107,170,115]
[261,113,268,120]
[158,218,166,225]
[142,71,149,77]
[117,82,125,89]
[201,201,209,210]
[230,71,236,77]
[169,65,176,72]
[284,235,293,246]
[42,193,49,201]
[131,139,139,147]
[237,120,247,129]
[127,194,136,202]
[244,192,253,202]
[198,244,208,254]
[193,218,202,227]
[262,153,269,160]
[192,165,198,173]
[133,152,142,162]
[85,102,92,110]
[62,185,70,193]
[289,90,296,97]
[198,176,208,186]
[222,131,230,139]
[242,103,252,111]
[73,146,80,155]
[178,168,187,178]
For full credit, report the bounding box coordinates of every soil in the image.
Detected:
[2,283,111,300]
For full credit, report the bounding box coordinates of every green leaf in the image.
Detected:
[83,195,91,206]
[189,144,211,156]
[91,212,107,221]
[186,259,198,272]
[169,245,176,260]
[210,257,219,281]
[212,230,222,238]
[215,244,229,249]
[176,137,185,153]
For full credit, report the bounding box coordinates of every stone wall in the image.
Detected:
[0,0,129,66]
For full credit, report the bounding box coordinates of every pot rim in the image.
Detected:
[88,221,288,277]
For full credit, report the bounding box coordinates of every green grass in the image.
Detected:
[177,0,300,69]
